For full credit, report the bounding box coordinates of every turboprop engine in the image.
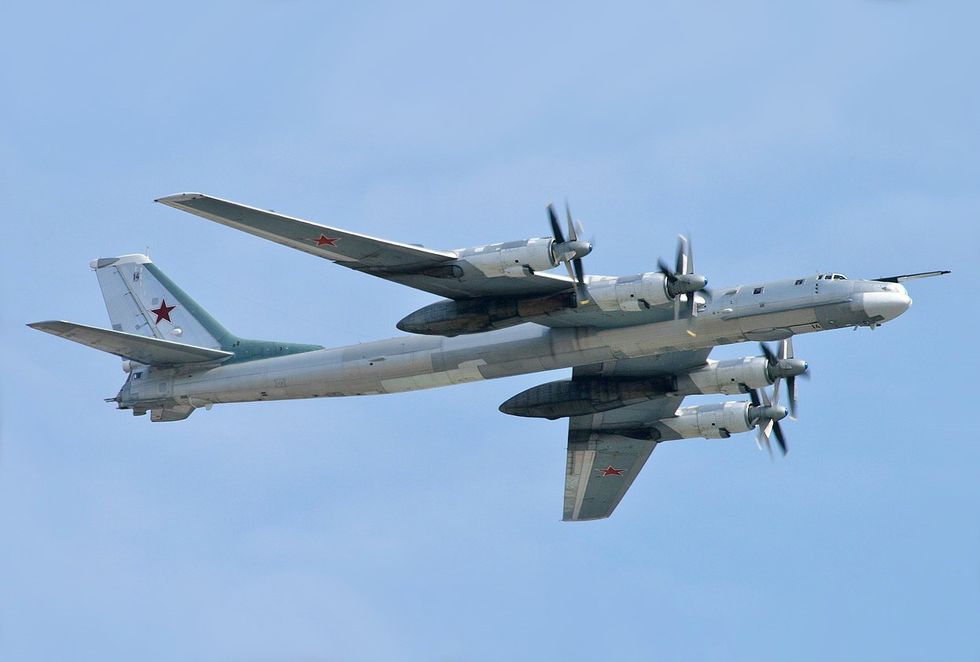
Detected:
[592,400,788,443]
[457,203,593,283]
[500,355,800,419]
[587,273,673,312]
[660,401,757,439]
[458,237,561,278]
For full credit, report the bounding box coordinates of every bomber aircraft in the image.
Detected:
[30,194,949,520]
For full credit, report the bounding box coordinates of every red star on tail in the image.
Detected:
[599,466,624,477]
[314,234,339,247]
[150,299,176,324]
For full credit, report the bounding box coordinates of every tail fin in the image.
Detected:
[92,254,232,350]
[30,254,324,422]
[89,254,323,362]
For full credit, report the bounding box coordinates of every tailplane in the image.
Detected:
[29,254,323,422]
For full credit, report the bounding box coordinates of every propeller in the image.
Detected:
[759,338,809,419]
[657,234,710,334]
[548,202,592,305]
[748,387,789,457]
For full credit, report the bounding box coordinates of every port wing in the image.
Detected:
[563,349,711,521]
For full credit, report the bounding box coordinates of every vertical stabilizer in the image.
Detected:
[89,254,323,366]
[92,254,232,350]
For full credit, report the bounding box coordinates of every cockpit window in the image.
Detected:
[833,274,847,280]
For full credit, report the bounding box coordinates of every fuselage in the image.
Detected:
[118,274,911,412]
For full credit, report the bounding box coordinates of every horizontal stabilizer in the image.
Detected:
[28,321,233,367]
[874,270,950,283]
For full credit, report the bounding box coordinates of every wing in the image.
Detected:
[563,348,711,521]
[156,193,575,300]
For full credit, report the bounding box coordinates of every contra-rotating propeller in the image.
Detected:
[758,338,809,419]
[748,387,789,457]
[547,202,592,305]
[657,234,711,333]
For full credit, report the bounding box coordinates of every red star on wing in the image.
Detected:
[314,234,340,247]
[598,466,625,477]
[150,299,176,324]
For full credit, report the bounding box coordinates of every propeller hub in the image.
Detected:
[769,358,808,379]
[666,273,707,297]
[555,240,592,261]
[750,405,788,423]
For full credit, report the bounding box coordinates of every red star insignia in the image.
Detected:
[598,466,625,477]
[150,299,176,324]
[314,234,339,247]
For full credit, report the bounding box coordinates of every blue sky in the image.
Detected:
[2,1,978,660]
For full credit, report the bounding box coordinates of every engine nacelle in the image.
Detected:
[682,357,772,395]
[459,238,557,278]
[661,401,753,439]
[499,375,676,419]
[588,272,671,312]
[398,293,573,336]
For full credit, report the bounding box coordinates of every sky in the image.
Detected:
[2,1,978,660]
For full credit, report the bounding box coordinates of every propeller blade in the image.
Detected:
[787,375,797,419]
[758,428,773,459]
[749,386,790,457]
[784,337,794,360]
[547,204,565,244]
[573,257,585,285]
[562,260,584,305]
[565,202,578,242]
[759,342,778,366]
[685,297,698,336]
[772,375,781,405]
[772,420,788,455]
[675,235,688,275]
[658,258,677,283]
[686,233,695,275]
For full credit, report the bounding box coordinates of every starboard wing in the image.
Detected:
[156,193,576,301]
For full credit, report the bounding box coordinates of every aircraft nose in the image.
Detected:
[861,291,912,323]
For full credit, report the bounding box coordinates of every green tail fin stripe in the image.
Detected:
[143,262,324,363]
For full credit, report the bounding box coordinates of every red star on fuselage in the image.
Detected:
[314,234,340,247]
[599,466,624,477]
[150,299,176,324]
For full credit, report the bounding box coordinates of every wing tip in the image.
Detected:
[155,192,205,205]
[27,320,71,334]
[562,514,611,522]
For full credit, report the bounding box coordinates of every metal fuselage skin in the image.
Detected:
[119,276,911,411]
